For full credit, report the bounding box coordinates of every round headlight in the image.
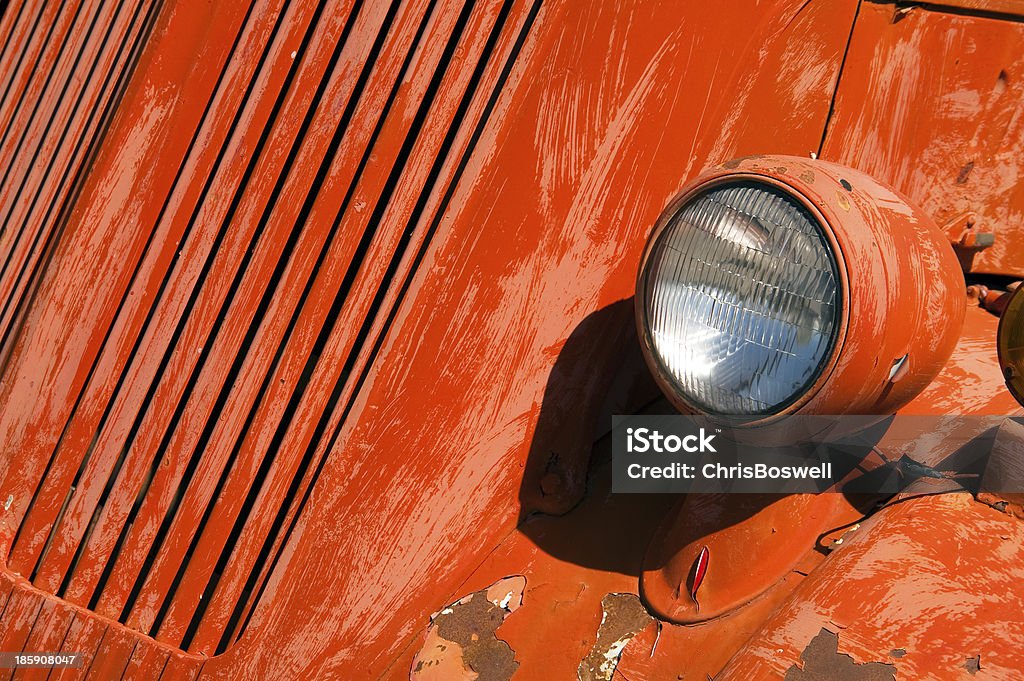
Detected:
[637,156,966,421]
[639,181,840,415]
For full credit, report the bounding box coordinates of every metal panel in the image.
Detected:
[821,1,1024,276]
[200,0,860,677]
[920,0,1024,17]
[717,491,1024,679]
[0,0,901,677]
[10,599,74,681]
[0,0,160,364]
[47,615,108,681]
[0,0,554,663]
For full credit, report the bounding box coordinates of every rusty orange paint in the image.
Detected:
[636,155,967,422]
[717,491,1024,679]
[197,2,861,677]
[902,303,1023,416]
[13,598,75,681]
[927,0,1024,17]
[821,0,1024,277]
[640,492,862,624]
[0,0,1022,679]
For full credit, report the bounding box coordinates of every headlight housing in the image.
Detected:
[637,156,965,422]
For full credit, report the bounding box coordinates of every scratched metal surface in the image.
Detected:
[717,490,1024,680]
[197,1,860,678]
[0,0,161,366]
[0,0,556,669]
[821,1,1024,277]
[0,0,1021,679]
[401,304,1020,680]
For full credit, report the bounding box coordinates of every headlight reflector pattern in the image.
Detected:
[640,181,840,415]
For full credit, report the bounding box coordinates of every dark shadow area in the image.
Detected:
[514,299,881,576]
[515,300,999,578]
[515,297,670,575]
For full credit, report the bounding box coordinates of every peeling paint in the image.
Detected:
[785,629,896,681]
[822,1,1024,278]
[578,593,653,681]
[410,576,525,681]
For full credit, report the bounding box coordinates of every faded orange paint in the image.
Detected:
[640,492,863,624]
[0,0,1021,679]
[717,490,1024,679]
[822,0,1024,277]
[637,155,967,423]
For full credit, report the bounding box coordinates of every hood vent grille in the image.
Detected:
[0,0,540,656]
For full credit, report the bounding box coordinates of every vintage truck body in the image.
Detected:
[0,0,1023,678]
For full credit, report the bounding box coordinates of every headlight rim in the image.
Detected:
[997,285,1024,407]
[635,170,852,424]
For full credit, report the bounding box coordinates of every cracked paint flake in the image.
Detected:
[785,629,896,681]
[578,593,654,681]
[410,576,525,681]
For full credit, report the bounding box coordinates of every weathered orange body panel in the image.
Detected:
[0,0,1022,679]
[823,1,1024,276]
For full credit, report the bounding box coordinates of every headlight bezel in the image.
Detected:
[636,171,852,424]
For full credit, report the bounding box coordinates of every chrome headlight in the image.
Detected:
[638,180,841,415]
[637,157,970,421]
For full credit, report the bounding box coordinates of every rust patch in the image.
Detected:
[964,655,982,674]
[976,492,1024,520]
[785,629,896,681]
[410,576,525,681]
[799,170,815,184]
[722,154,765,169]
[578,593,653,681]
[956,161,975,184]
[835,189,851,211]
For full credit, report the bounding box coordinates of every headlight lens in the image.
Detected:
[640,180,841,415]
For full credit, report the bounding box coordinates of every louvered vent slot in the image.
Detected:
[0,0,162,363]
[0,0,541,656]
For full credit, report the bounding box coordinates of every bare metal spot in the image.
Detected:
[957,161,975,185]
[892,5,915,23]
[578,593,653,681]
[785,629,896,681]
[722,154,764,170]
[995,70,1008,96]
[410,576,525,681]
[836,190,851,212]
